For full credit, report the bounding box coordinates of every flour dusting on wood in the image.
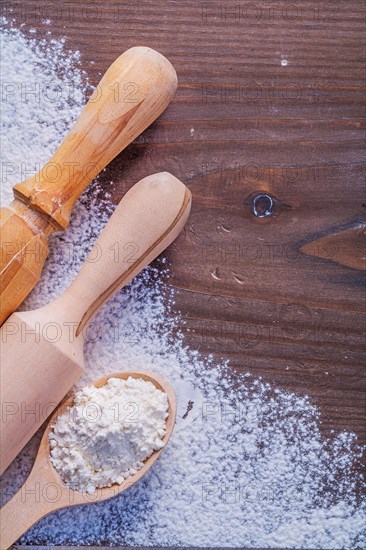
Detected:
[0,20,365,549]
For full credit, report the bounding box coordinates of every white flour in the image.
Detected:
[49,377,168,494]
[0,20,365,549]
[0,22,87,206]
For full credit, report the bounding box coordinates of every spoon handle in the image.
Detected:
[0,473,57,548]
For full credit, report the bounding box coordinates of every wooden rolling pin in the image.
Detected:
[0,46,177,325]
[0,172,191,475]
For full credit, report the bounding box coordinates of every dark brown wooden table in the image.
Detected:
[3,0,365,548]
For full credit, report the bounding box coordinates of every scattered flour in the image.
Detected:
[0,19,365,550]
[49,377,169,494]
[0,21,87,206]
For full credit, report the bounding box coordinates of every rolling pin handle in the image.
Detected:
[13,47,177,230]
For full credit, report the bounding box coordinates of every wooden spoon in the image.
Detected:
[0,371,176,549]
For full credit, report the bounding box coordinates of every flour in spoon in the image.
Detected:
[49,377,169,494]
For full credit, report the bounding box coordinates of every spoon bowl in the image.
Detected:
[0,371,176,549]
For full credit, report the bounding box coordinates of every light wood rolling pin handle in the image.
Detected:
[12,47,177,230]
[47,172,191,335]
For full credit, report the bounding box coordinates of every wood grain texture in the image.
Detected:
[301,222,366,270]
[2,0,366,547]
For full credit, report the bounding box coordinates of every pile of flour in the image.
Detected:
[1,20,365,549]
[49,377,169,493]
